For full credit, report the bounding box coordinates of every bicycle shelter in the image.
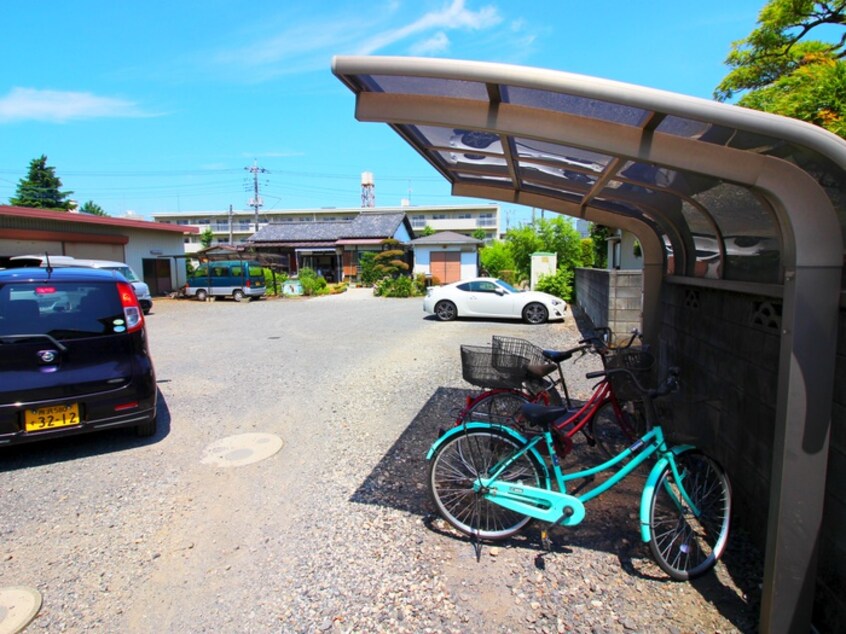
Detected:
[332,56,846,633]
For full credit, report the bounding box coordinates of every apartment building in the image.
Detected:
[152,203,500,253]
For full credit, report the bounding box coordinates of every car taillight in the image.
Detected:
[117,281,144,333]
[246,280,251,288]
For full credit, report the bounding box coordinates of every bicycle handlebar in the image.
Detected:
[584,366,680,400]
[578,327,642,352]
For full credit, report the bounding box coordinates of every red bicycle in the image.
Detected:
[454,328,650,458]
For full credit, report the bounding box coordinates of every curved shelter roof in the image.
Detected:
[333,56,846,632]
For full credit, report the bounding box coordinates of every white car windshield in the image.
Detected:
[496,279,519,293]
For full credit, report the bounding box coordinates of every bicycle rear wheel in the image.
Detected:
[459,387,561,426]
[647,451,731,580]
[428,428,545,540]
[589,401,643,458]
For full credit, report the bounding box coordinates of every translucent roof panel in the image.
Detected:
[360,75,489,100]
[334,56,846,286]
[693,183,781,283]
[504,86,652,126]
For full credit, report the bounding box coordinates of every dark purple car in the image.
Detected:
[0,266,157,446]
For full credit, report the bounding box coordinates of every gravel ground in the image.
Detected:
[0,290,762,633]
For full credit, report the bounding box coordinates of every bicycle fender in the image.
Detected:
[425,423,542,465]
[638,444,696,543]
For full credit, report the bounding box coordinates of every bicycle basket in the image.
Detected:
[491,336,554,373]
[460,344,528,389]
[604,348,655,401]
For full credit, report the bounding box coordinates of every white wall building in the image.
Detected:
[152,203,500,253]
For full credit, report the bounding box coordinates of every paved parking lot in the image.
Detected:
[0,292,759,632]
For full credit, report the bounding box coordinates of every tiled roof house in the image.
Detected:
[246,211,413,282]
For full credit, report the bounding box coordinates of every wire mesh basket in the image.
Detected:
[460,344,529,389]
[491,336,547,368]
[603,348,655,401]
[491,335,556,393]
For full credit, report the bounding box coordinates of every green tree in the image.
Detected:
[472,227,488,241]
[80,200,108,216]
[10,154,74,210]
[373,238,409,278]
[200,227,215,248]
[358,251,379,286]
[715,0,846,137]
[505,216,583,282]
[420,225,436,237]
[479,239,516,278]
[589,224,611,268]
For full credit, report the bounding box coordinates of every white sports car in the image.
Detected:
[423,277,566,324]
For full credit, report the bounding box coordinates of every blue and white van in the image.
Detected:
[185,260,266,302]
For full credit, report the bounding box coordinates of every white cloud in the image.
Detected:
[207,0,503,80]
[355,0,502,55]
[410,31,451,56]
[0,88,150,123]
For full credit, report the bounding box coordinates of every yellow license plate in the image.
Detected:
[24,404,81,432]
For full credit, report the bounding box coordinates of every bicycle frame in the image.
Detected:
[433,423,698,543]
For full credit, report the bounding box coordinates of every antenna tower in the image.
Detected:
[361,171,375,208]
[245,160,270,231]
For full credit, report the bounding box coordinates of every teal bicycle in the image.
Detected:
[427,365,732,580]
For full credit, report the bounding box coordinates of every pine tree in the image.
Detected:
[10,155,74,210]
[80,200,108,216]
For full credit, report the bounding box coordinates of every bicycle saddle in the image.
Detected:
[526,362,557,378]
[520,402,570,428]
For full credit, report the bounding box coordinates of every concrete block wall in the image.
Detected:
[659,284,846,632]
[658,284,779,540]
[574,268,642,334]
[816,306,846,631]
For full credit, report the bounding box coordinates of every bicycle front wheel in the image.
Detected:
[428,428,545,540]
[647,452,731,580]
[589,401,643,458]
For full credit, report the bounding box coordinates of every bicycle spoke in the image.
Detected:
[647,452,731,580]
[429,429,543,540]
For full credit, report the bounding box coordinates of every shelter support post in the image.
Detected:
[761,265,840,633]
[639,261,663,344]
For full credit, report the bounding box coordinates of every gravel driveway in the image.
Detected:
[0,290,761,633]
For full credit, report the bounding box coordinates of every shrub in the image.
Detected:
[374,275,419,298]
[263,269,288,297]
[499,269,516,285]
[535,267,573,302]
[358,252,379,286]
[298,267,329,296]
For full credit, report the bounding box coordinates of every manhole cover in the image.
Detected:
[0,586,41,634]
[201,433,283,467]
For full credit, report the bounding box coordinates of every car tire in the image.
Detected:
[195,289,208,302]
[435,300,457,321]
[233,289,245,302]
[136,414,157,437]
[523,302,548,324]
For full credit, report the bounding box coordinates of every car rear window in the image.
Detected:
[0,281,125,339]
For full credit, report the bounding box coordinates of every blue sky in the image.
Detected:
[0,1,766,224]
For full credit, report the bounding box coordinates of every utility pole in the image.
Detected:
[245,160,269,231]
[228,204,233,244]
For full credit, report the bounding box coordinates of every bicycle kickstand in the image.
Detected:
[540,528,553,551]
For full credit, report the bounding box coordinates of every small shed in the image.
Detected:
[410,230,481,283]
